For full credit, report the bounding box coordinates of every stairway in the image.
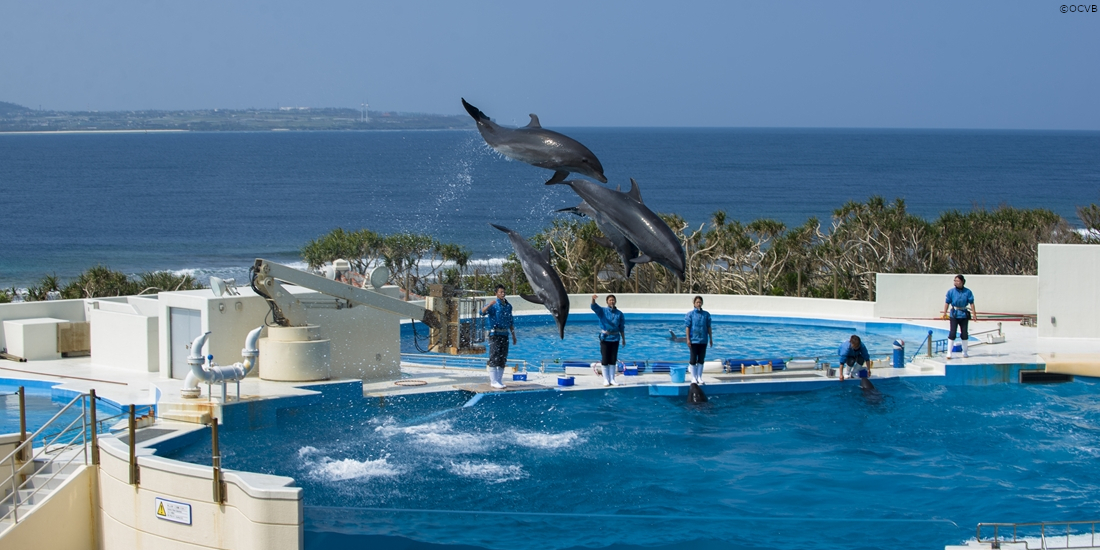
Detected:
[1,454,82,527]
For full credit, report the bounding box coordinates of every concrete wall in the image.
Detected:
[0,299,87,352]
[158,286,408,382]
[0,465,96,550]
[90,305,159,372]
[1038,244,1100,338]
[97,436,302,550]
[875,274,1037,320]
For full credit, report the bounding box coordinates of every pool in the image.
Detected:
[161,378,1100,550]
[1,379,146,442]
[403,314,947,367]
[0,380,70,435]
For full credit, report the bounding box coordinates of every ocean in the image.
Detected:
[1,128,1098,288]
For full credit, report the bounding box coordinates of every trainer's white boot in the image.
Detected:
[946,340,954,359]
[602,364,612,386]
[608,365,619,386]
[490,367,506,389]
[961,339,970,358]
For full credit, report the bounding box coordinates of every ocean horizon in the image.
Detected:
[2,127,1098,289]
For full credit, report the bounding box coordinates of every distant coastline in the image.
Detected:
[0,101,474,132]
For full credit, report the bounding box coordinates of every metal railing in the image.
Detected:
[1,391,91,524]
[978,520,1100,549]
[1,388,154,525]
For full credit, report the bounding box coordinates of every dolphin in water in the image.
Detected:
[668,329,687,343]
[489,224,570,339]
[557,200,640,278]
[462,98,607,185]
[688,382,708,404]
[548,178,686,281]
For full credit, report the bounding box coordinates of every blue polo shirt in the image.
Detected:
[684,309,711,344]
[838,341,870,365]
[483,298,513,335]
[591,303,624,342]
[945,288,974,319]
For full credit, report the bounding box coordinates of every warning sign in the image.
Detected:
[154,497,192,525]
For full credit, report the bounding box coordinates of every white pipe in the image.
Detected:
[181,327,263,397]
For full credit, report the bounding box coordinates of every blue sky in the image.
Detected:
[2,1,1097,129]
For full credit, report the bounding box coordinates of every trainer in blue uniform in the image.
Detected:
[684,295,713,384]
[481,284,516,389]
[941,274,977,359]
[838,335,871,379]
[591,294,625,386]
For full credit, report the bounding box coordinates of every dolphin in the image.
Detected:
[688,382,708,404]
[556,201,640,278]
[489,224,570,339]
[668,329,687,343]
[462,98,607,185]
[548,178,686,281]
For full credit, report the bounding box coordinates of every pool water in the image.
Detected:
[0,383,70,435]
[403,314,944,367]
[162,378,1100,550]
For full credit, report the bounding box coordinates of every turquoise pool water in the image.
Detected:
[402,314,946,367]
[0,381,67,435]
[162,377,1100,550]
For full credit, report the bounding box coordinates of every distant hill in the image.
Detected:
[0,101,31,116]
[0,103,475,132]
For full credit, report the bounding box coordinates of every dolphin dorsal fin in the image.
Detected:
[627,178,643,202]
[526,114,541,128]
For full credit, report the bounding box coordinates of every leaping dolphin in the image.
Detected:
[489,224,570,339]
[548,178,686,281]
[462,98,607,185]
[556,201,640,278]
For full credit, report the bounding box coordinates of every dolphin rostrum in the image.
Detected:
[556,200,640,278]
[548,178,686,281]
[462,98,607,185]
[688,382,708,404]
[490,224,570,339]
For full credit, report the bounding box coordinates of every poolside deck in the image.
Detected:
[0,313,1073,415]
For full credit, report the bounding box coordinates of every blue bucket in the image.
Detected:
[669,366,687,383]
[557,376,574,387]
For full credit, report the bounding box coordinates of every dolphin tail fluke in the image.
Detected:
[556,206,584,217]
[544,171,569,185]
[461,98,490,123]
[520,293,544,305]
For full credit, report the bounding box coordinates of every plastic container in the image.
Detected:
[669,366,687,383]
[623,365,638,376]
[892,339,905,368]
[557,376,574,386]
[512,373,527,381]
